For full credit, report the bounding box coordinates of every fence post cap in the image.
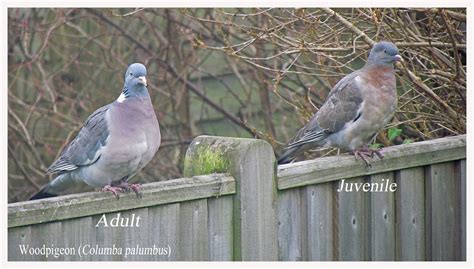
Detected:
[184,135,275,177]
[183,135,278,261]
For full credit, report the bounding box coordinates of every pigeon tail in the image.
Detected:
[277,147,301,165]
[29,185,58,200]
[29,173,73,200]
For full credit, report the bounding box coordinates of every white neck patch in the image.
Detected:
[116,92,127,103]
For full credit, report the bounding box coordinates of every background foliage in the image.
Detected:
[8,8,466,202]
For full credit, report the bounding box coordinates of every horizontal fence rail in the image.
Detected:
[9,173,236,228]
[277,135,466,189]
[8,135,466,261]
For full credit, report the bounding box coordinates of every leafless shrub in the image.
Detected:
[8,8,466,202]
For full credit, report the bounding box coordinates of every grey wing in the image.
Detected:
[286,71,364,149]
[46,104,111,174]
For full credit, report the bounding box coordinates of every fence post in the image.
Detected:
[184,135,278,261]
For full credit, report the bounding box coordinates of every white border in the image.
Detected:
[2,1,472,269]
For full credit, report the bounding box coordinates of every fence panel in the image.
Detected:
[8,135,466,261]
[276,135,465,261]
[8,174,236,261]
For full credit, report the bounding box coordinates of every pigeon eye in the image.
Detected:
[130,72,133,76]
[383,49,387,53]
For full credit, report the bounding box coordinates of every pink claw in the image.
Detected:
[118,182,143,198]
[101,185,124,199]
[129,183,142,194]
[352,146,384,166]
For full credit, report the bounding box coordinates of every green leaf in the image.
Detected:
[388,127,402,141]
[403,139,413,144]
[369,143,383,149]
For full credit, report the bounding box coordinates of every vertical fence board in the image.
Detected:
[121,208,149,261]
[453,159,466,261]
[208,196,234,261]
[458,160,466,260]
[395,167,425,261]
[149,203,180,261]
[62,216,94,261]
[179,199,209,261]
[337,177,368,261]
[8,226,32,261]
[92,211,125,261]
[305,182,333,261]
[426,162,461,261]
[277,188,304,261]
[30,221,63,261]
[369,172,395,260]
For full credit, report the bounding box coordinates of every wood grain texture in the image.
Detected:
[458,160,466,260]
[369,172,395,260]
[277,188,304,261]
[178,199,209,261]
[425,162,462,261]
[148,203,180,261]
[395,167,425,261]
[337,177,369,261]
[278,135,466,190]
[8,226,33,261]
[92,211,125,261]
[30,221,63,261]
[207,196,234,261]
[62,216,94,261]
[9,173,235,228]
[305,183,333,261]
[121,208,149,261]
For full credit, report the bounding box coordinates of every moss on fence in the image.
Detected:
[183,142,231,176]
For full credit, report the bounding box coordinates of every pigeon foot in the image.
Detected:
[352,146,384,166]
[118,182,143,198]
[101,185,124,199]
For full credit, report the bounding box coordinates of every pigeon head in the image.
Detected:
[367,41,402,66]
[119,63,149,100]
[125,63,147,88]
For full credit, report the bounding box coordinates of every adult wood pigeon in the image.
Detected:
[30,63,161,199]
[278,41,401,165]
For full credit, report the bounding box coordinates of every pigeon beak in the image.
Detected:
[138,76,147,86]
[393,54,402,62]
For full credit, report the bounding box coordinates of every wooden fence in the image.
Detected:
[8,135,466,261]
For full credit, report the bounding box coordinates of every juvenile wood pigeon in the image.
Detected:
[278,41,401,165]
[30,63,161,200]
